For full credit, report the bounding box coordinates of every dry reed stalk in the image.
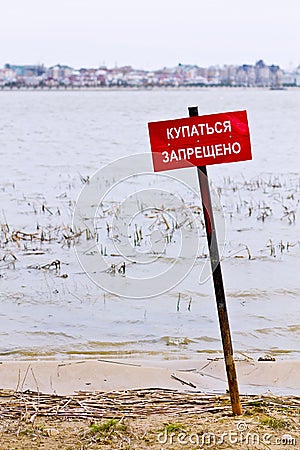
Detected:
[0,389,299,420]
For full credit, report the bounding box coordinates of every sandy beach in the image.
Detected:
[0,358,299,396]
[0,358,298,449]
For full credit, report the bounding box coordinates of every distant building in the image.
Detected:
[282,66,299,86]
[235,64,256,87]
[295,66,300,86]
[0,66,16,81]
[5,64,45,77]
[47,64,74,80]
[206,66,220,84]
[219,65,237,86]
[269,64,283,87]
[255,60,271,86]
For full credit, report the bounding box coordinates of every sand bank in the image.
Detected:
[0,359,298,396]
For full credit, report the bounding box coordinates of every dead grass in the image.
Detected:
[0,389,299,449]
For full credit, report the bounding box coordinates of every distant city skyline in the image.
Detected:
[1,0,299,71]
[2,59,299,89]
[1,58,298,72]
[0,57,300,72]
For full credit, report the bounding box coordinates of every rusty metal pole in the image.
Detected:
[189,106,242,415]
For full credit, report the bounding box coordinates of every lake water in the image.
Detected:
[0,88,299,361]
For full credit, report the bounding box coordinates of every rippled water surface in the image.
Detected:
[0,88,299,360]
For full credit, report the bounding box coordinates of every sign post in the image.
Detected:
[148,106,252,415]
[189,106,242,415]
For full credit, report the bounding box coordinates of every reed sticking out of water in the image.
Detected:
[177,293,181,312]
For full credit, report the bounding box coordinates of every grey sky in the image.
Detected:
[1,0,299,70]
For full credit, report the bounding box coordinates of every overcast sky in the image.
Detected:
[1,0,299,70]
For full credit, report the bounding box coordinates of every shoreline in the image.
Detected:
[0,85,299,92]
[0,358,298,449]
[0,358,299,397]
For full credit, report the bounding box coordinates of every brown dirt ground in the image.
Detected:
[0,390,299,449]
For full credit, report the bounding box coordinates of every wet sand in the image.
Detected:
[0,358,299,396]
